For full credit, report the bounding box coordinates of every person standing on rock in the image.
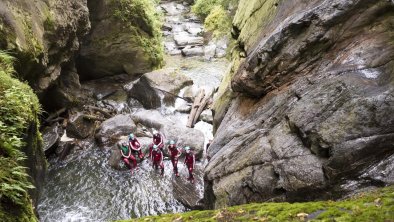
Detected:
[148,144,164,176]
[184,146,195,184]
[167,140,181,177]
[128,133,144,160]
[150,129,165,150]
[118,141,137,175]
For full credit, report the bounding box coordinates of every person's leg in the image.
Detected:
[160,162,164,176]
[174,157,179,176]
[188,165,194,183]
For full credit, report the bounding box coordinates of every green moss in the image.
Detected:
[118,186,394,222]
[233,0,280,51]
[0,51,41,221]
[204,6,232,39]
[192,0,223,19]
[193,0,239,40]
[111,0,164,68]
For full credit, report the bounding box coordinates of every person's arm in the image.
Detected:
[192,153,195,169]
[176,147,182,158]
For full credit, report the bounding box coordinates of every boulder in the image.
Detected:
[176,104,192,113]
[207,0,394,208]
[66,113,95,139]
[200,109,213,124]
[96,114,136,147]
[174,34,204,47]
[131,110,205,159]
[42,123,60,154]
[204,44,217,60]
[77,0,163,79]
[172,166,204,210]
[182,46,204,57]
[125,68,193,109]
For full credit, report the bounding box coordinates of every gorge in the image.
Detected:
[0,0,393,221]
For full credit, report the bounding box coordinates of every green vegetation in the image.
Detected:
[112,0,164,68]
[0,51,41,221]
[192,0,239,39]
[119,186,394,222]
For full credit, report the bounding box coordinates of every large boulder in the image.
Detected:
[96,114,136,147]
[124,68,193,109]
[207,0,394,208]
[131,110,205,159]
[0,0,90,93]
[66,112,96,139]
[76,0,163,79]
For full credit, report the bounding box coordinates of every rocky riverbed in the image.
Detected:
[37,0,230,221]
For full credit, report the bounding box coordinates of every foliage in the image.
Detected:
[204,5,232,38]
[192,0,222,19]
[0,51,40,221]
[192,0,239,39]
[111,0,164,68]
[118,186,394,222]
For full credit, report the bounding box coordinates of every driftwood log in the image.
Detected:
[187,89,211,128]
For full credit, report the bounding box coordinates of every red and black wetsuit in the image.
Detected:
[152,133,164,150]
[119,144,137,174]
[129,138,144,159]
[167,144,181,176]
[184,151,195,183]
[148,147,164,175]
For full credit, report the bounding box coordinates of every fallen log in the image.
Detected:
[82,114,106,122]
[45,108,67,123]
[86,105,112,118]
[187,89,205,128]
[192,92,211,126]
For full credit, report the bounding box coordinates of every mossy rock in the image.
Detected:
[118,186,394,222]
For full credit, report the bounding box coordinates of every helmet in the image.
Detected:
[184,146,190,153]
[129,133,134,140]
[153,129,158,135]
[153,144,158,150]
[170,140,175,145]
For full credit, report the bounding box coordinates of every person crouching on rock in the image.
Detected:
[184,146,195,184]
[148,144,164,176]
[118,141,137,175]
[151,129,164,150]
[128,133,144,160]
[167,140,181,177]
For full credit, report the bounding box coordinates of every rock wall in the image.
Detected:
[207,0,394,208]
[0,0,90,93]
[76,0,164,80]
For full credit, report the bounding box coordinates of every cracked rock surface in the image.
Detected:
[206,0,394,208]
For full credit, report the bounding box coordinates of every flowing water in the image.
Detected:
[37,1,229,221]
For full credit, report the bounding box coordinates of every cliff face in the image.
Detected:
[207,0,394,208]
[0,0,90,93]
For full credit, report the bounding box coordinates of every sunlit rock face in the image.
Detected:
[207,0,394,208]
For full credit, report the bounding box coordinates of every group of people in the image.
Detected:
[117,130,196,183]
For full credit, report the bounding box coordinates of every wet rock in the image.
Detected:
[161,2,184,16]
[172,168,204,210]
[56,141,76,161]
[174,34,204,47]
[214,38,228,58]
[66,113,96,139]
[200,109,213,124]
[127,98,143,109]
[42,123,60,154]
[162,23,172,31]
[96,114,136,148]
[204,44,217,60]
[131,110,205,159]
[172,25,185,34]
[102,99,129,113]
[176,104,192,113]
[182,46,204,57]
[207,0,394,207]
[125,68,193,109]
